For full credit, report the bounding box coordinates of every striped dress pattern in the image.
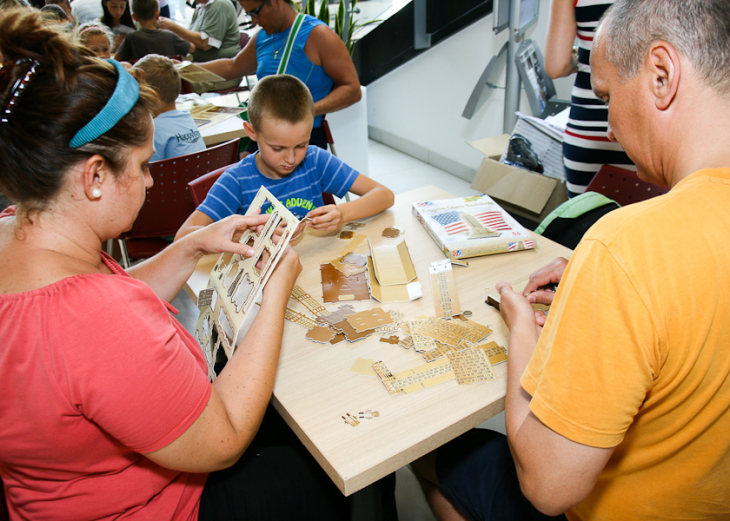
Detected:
[563,0,635,197]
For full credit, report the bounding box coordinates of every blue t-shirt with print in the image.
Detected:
[198,145,358,220]
[151,109,206,162]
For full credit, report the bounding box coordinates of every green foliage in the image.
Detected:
[299,0,378,56]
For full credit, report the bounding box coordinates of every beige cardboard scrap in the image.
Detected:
[370,239,418,286]
[460,319,493,344]
[479,341,508,365]
[350,358,378,378]
[367,256,422,303]
[329,234,369,276]
[467,134,511,161]
[412,316,467,347]
[317,304,356,326]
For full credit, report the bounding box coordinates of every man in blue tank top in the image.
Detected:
[199,0,361,150]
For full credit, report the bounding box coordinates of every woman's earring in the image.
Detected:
[92,188,103,198]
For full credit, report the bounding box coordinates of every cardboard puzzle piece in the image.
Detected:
[345,307,394,332]
[358,409,380,420]
[320,263,370,303]
[194,186,299,379]
[342,413,360,427]
[306,325,337,344]
[284,307,319,329]
[373,358,455,395]
[380,335,400,345]
[370,239,418,286]
[398,336,414,350]
[332,319,377,342]
[406,319,439,352]
[329,234,369,276]
[344,222,367,230]
[291,285,328,317]
[429,259,461,319]
[338,230,355,240]
[382,226,404,238]
[448,348,496,385]
[367,256,422,303]
[480,341,508,365]
[460,319,493,344]
[317,304,356,326]
[411,316,467,347]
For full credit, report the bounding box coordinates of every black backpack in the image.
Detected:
[535,192,619,250]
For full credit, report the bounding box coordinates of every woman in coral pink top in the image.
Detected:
[0,8,363,521]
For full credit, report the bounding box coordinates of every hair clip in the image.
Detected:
[0,58,39,124]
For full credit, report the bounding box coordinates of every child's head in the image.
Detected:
[75,22,113,58]
[245,74,315,178]
[40,3,69,24]
[132,54,180,109]
[45,0,72,18]
[131,0,158,23]
[101,0,133,27]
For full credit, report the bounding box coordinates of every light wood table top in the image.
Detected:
[185,186,572,496]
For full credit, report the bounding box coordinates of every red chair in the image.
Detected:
[188,163,235,206]
[117,138,240,267]
[586,165,669,206]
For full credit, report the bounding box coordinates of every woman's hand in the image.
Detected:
[185,213,269,260]
[261,246,302,304]
[306,205,344,231]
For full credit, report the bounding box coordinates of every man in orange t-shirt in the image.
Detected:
[412,1,730,520]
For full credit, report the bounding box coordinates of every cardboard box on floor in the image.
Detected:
[467,135,568,225]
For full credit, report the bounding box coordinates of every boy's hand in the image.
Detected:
[307,204,345,231]
[306,205,344,231]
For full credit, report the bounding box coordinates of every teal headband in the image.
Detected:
[69,59,139,148]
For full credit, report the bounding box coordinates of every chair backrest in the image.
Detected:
[586,165,669,206]
[121,138,240,239]
[188,163,237,206]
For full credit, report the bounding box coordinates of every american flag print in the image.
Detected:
[431,211,469,235]
[416,201,436,207]
[523,240,534,249]
[473,211,511,231]
[508,242,519,251]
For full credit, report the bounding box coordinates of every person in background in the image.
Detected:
[75,20,113,58]
[45,0,74,22]
[175,74,394,239]
[412,0,730,520]
[114,0,192,61]
[157,0,240,62]
[0,8,377,521]
[544,0,634,197]
[71,0,102,24]
[132,54,205,162]
[199,0,360,152]
[40,2,70,25]
[99,0,135,52]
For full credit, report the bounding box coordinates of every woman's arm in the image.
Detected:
[157,17,213,51]
[126,213,266,302]
[143,245,302,472]
[544,0,578,79]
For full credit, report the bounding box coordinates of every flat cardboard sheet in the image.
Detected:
[320,263,370,303]
[470,159,556,215]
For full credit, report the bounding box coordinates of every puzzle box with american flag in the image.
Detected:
[412,194,535,260]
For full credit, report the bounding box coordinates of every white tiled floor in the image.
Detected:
[172,140,489,521]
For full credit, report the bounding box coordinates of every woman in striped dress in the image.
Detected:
[545,0,635,197]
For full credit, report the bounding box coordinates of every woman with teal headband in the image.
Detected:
[0,8,370,521]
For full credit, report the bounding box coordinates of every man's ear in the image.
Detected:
[648,41,680,111]
[243,120,258,142]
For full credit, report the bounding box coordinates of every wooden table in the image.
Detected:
[185,185,572,497]
[176,92,250,147]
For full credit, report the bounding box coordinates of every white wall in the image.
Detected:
[367,2,574,181]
